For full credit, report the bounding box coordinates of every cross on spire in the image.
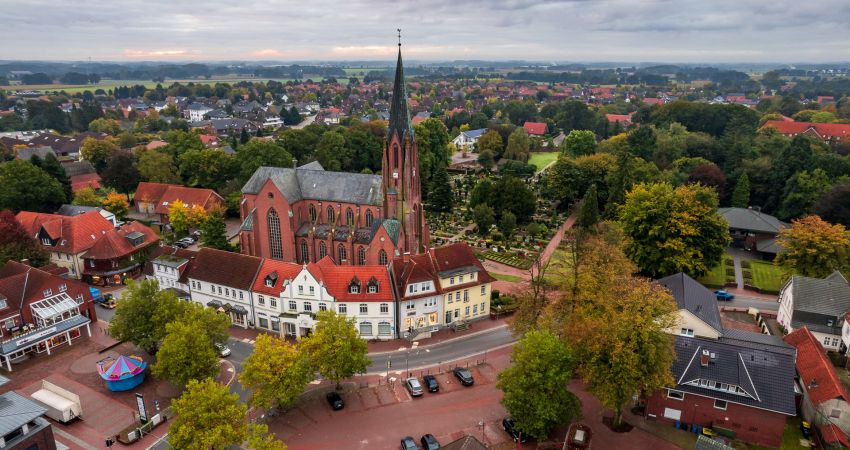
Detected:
[397,28,401,47]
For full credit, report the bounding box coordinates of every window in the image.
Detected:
[304,302,312,312]
[270,298,277,308]
[327,206,335,223]
[459,275,464,283]
[680,328,694,337]
[43,288,53,297]
[289,300,297,311]
[360,303,368,314]
[298,285,303,295]
[349,277,361,294]
[359,322,373,336]
[358,247,366,265]
[378,321,391,336]
[210,284,215,293]
[450,277,455,285]
[463,290,469,302]
[824,336,831,346]
[380,303,389,314]
[480,285,486,296]
[368,284,377,293]
[309,204,317,221]
[300,240,309,263]
[225,288,230,296]
[319,303,327,312]
[258,295,265,306]
[455,292,460,301]
[667,389,684,400]
[239,291,243,299]
[365,210,373,227]
[258,315,269,329]
[0,298,6,309]
[480,302,485,312]
[319,242,327,259]
[465,306,470,316]
[406,301,415,310]
[309,286,315,295]
[271,319,280,332]
[831,409,842,419]
[267,208,283,259]
[339,304,347,314]
[714,400,727,410]
[338,245,347,262]
[447,294,452,304]
[217,286,222,294]
[379,250,387,265]
[346,208,354,226]
[832,337,840,347]
[473,304,478,314]
[59,284,67,292]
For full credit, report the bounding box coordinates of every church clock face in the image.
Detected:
[393,171,399,179]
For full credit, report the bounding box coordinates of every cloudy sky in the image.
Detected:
[6,0,850,63]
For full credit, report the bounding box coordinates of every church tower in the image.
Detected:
[382,37,429,255]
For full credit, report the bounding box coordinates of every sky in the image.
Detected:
[5,0,850,63]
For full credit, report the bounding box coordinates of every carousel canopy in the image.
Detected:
[98,355,146,381]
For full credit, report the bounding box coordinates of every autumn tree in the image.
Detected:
[188,204,209,229]
[497,330,581,440]
[477,130,503,159]
[241,334,312,410]
[109,280,187,353]
[101,192,129,219]
[72,186,102,206]
[0,210,49,267]
[168,200,190,235]
[775,215,850,278]
[730,172,750,208]
[87,118,122,135]
[619,182,729,277]
[301,310,369,389]
[80,137,119,172]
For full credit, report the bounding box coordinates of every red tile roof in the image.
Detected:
[252,259,303,296]
[82,221,159,260]
[16,210,114,254]
[146,140,168,150]
[134,182,224,215]
[762,120,850,140]
[0,261,92,318]
[606,114,633,124]
[70,173,102,193]
[134,182,171,203]
[429,243,495,285]
[819,423,850,447]
[783,327,850,405]
[199,135,220,147]
[523,121,547,136]
[642,97,663,105]
[391,253,440,300]
[307,257,393,302]
[189,248,263,290]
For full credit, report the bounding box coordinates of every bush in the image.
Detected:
[741,260,752,269]
[724,259,734,266]
[491,290,501,300]
[742,270,753,279]
[725,268,735,276]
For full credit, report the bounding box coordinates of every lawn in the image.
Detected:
[491,273,523,283]
[748,260,785,293]
[528,152,559,173]
[482,251,535,270]
[698,258,733,288]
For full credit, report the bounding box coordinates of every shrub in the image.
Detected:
[741,260,752,269]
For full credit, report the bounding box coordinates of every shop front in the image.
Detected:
[0,314,91,371]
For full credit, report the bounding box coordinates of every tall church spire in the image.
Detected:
[387,31,411,143]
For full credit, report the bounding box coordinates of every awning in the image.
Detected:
[30,293,79,321]
[230,305,248,315]
[1,314,90,355]
[207,300,223,308]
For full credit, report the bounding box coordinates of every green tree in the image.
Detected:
[236,140,293,182]
[775,215,850,278]
[730,173,750,208]
[497,330,581,440]
[619,182,730,277]
[0,209,50,267]
[108,280,186,353]
[546,156,584,208]
[576,184,600,230]
[477,149,495,169]
[428,165,453,213]
[138,150,180,184]
[473,204,496,236]
[88,118,122,135]
[0,160,66,212]
[170,379,248,450]
[504,127,530,162]
[314,131,347,171]
[626,126,657,161]
[778,169,831,220]
[413,118,451,200]
[178,148,237,190]
[35,152,71,200]
[499,211,517,240]
[200,211,231,250]
[560,130,597,157]
[153,320,220,386]
[477,130,503,159]
[247,424,288,450]
[80,137,119,172]
[241,334,312,409]
[101,151,140,193]
[301,310,369,389]
[492,176,536,222]
[815,182,850,228]
[72,186,102,206]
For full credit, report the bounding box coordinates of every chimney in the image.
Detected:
[292,158,298,169]
[700,349,711,367]
[20,258,30,266]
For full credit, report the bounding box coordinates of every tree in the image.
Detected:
[178,148,237,190]
[36,152,71,199]
[301,310,369,389]
[499,211,517,240]
[101,192,129,219]
[778,169,831,220]
[687,163,726,196]
[137,150,180,184]
[560,130,597,157]
[0,160,66,212]
[428,165,453,213]
[152,320,221,386]
[477,130,503,159]
[188,204,209,230]
[200,211,231,250]
[108,280,186,353]
[504,127,530,162]
[491,176,536,222]
[80,137,119,172]
[168,200,190,235]
[247,424,288,450]
[241,334,312,409]
[236,140,293,182]
[730,173,750,208]
[170,379,248,450]
[72,186,102,206]
[576,184,600,230]
[100,151,140,193]
[477,149,494,169]
[497,330,581,440]
[619,182,730,277]
[814,182,850,228]
[473,204,495,236]
[314,131,347,171]
[0,210,50,267]
[626,125,657,161]
[775,215,850,278]
[88,118,121,135]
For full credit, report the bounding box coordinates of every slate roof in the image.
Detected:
[789,272,850,334]
[783,327,850,406]
[387,47,413,144]
[672,335,796,415]
[718,207,786,234]
[297,160,324,171]
[439,435,488,450]
[755,237,781,254]
[241,166,383,206]
[657,272,723,333]
[0,391,47,437]
[461,128,487,139]
[15,145,56,161]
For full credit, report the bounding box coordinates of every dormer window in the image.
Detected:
[43,288,53,297]
[264,271,278,288]
[349,276,361,294]
[59,284,67,292]
[0,297,7,309]
[367,276,379,294]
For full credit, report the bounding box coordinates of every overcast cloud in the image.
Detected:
[5,0,850,63]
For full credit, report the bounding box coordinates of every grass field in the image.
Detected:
[528,151,559,173]
[698,260,731,288]
[491,273,523,283]
[2,76,337,94]
[748,260,785,293]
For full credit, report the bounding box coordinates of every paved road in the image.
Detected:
[723,294,778,311]
[366,326,516,374]
[292,114,316,129]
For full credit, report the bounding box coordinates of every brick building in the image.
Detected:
[133,182,225,224]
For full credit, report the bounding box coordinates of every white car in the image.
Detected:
[214,343,231,357]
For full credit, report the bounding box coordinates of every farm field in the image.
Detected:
[1,76,337,94]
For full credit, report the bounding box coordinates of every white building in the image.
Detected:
[185,103,214,123]
[777,271,850,352]
[186,248,263,328]
[144,247,197,298]
[451,128,487,151]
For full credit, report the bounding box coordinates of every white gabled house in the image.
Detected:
[451,128,487,151]
[777,271,850,352]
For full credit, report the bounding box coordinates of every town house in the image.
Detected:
[777,271,850,352]
[187,248,263,329]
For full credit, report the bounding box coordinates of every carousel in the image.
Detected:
[97,355,147,392]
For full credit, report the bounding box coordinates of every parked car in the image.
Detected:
[214,343,231,357]
[453,367,474,386]
[406,377,423,397]
[502,417,528,443]
[400,436,418,450]
[420,433,440,450]
[714,290,735,301]
[175,237,194,248]
[422,374,439,392]
[190,230,201,241]
[326,391,344,410]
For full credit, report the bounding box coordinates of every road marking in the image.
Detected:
[52,427,100,450]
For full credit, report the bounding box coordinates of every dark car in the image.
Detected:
[502,417,528,443]
[422,374,439,392]
[400,436,418,450]
[453,367,474,386]
[405,377,424,397]
[420,433,440,450]
[325,391,344,410]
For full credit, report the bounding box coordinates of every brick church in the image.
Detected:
[239,44,430,265]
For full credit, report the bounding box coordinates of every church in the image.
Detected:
[239,44,430,265]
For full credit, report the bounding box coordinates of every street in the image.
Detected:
[724,293,779,311]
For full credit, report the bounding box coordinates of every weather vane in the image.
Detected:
[398,28,402,47]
